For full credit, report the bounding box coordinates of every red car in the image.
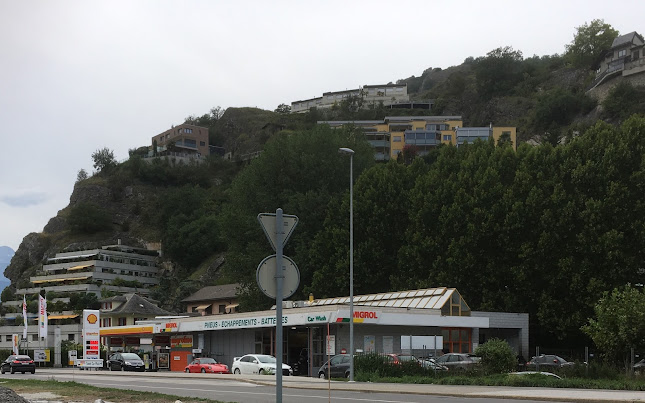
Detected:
[184,357,229,374]
[385,354,420,366]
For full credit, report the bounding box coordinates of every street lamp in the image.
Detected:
[338,147,355,382]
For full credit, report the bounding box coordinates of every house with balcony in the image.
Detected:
[319,116,465,160]
[182,283,240,316]
[291,84,411,113]
[150,123,209,161]
[456,126,517,149]
[16,243,161,299]
[590,31,645,90]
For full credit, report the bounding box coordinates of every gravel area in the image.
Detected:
[0,386,30,403]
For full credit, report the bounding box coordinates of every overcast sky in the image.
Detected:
[0,0,643,252]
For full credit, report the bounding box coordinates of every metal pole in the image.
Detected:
[349,153,354,382]
[275,208,284,403]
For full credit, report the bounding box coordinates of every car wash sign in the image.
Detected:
[80,309,103,368]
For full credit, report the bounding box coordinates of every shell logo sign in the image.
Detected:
[86,314,98,325]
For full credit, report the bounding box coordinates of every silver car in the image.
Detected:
[434,353,480,371]
[231,354,292,376]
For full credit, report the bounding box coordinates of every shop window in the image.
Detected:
[442,328,471,353]
[32,334,38,341]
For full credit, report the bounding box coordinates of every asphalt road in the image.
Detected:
[2,370,572,403]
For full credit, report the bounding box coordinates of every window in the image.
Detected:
[219,305,226,314]
[118,317,127,326]
[32,334,38,341]
[102,318,111,327]
[442,328,471,353]
[393,136,401,142]
[443,135,452,141]
[200,141,205,146]
[633,50,640,60]
[68,334,75,341]
[618,49,626,57]
[5,335,11,341]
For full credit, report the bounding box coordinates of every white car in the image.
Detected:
[231,354,293,376]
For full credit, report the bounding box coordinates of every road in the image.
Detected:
[1,369,576,403]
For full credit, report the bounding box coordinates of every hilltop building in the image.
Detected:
[150,123,210,161]
[319,116,516,161]
[291,84,414,113]
[590,30,645,90]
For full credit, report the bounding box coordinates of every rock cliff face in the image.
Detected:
[4,178,159,289]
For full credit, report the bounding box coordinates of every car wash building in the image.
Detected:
[99,287,528,375]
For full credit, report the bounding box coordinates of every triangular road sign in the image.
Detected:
[258,213,298,251]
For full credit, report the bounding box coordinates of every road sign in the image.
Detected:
[256,254,300,299]
[258,213,298,252]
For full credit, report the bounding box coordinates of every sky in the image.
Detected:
[0,0,643,252]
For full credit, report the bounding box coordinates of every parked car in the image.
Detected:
[419,357,449,371]
[526,354,574,369]
[318,354,351,379]
[385,354,420,366]
[434,353,480,371]
[1,355,35,374]
[185,357,229,374]
[231,354,292,376]
[108,352,145,372]
[634,358,645,374]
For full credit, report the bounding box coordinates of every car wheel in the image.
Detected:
[234,368,241,374]
[10,367,15,374]
[1,368,5,374]
[201,368,206,373]
[31,370,35,374]
[345,371,350,379]
[318,372,325,379]
[259,369,267,375]
[21,372,25,374]
[185,368,190,373]
[121,365,125,371]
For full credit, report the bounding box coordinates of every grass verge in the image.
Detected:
[0,378,230,403]
[355,372,645,390]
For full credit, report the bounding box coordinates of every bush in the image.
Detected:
[67,203,112,234]
[475,338,516,374]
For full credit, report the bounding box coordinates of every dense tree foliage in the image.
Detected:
[565,19,618,69]
[91,147,117,175]
[582,285,645,367]
[602,82,645,122]
[67,203,112,234]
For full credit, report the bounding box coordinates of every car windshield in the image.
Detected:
[15,356,31,361]
[200,358,217,364]
[257,355,276,363]
[121,353,141,360]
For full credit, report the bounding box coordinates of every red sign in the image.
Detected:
[341,348,347,354]
[166,323,178,329]
[353,311,378,319]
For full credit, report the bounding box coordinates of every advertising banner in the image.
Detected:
[34,349,50,362]
[12,334,19,355]
[170,335,193,348]
[22,296,27,340]
[38,295,47,338]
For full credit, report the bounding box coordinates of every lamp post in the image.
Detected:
[338,147,355,382]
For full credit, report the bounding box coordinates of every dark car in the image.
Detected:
[434,353,480,371]
[1,355,35,374]
[318,354,351,379]
[108,352,145,371]
[526,354,574,369]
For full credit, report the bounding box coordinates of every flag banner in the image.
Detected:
[22,296,27,340]
[38,295,47,338]
[12,334,19,355]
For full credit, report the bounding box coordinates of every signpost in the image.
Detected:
[79,310,103,370]
[257,209,299,403]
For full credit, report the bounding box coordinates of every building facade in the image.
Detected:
[182,283,240,316]
[319,117,517,161]
[100,287,529,375]
[151,123,209,159]
[291,84,410,113]
[591,31,645,90]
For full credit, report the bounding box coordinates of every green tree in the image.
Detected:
[0,287,14,302]
[274,103,292,114]
[76,169,88,183]
[602,81,645,121]
[565,19,618,69]
[474,46,524,98]
[475,338,517,374]
[67,203,112,234]
[582,285,645,367]
[91,147,117,175]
